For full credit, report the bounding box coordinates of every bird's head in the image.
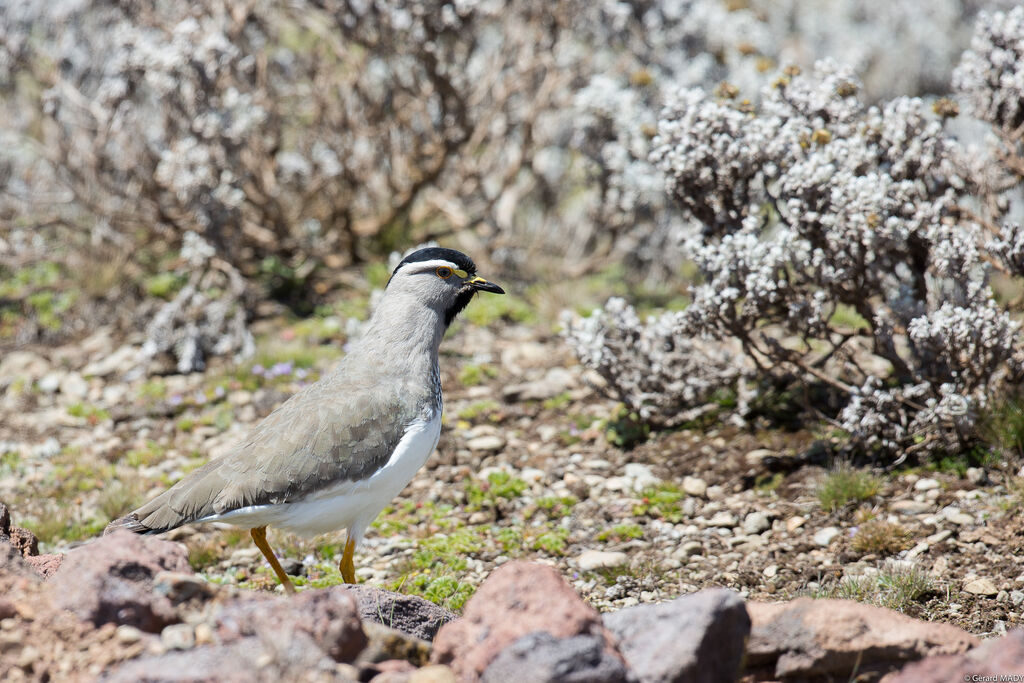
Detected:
[386,247,504,327]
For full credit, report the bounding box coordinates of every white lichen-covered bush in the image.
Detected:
[561,298,747,428]
[567,50,1024,456]
[139,232,254,374]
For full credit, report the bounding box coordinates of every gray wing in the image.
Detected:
[108,361,431,534]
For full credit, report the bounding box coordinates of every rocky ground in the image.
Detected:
[1,305,1024,677]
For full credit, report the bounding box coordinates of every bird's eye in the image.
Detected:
[436,266,453,279]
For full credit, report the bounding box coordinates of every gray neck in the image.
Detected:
[346,289,447,380]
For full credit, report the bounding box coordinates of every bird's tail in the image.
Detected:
[104,513,156,535]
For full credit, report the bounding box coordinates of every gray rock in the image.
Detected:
[343,584,456,641]
[742,511,771,535]
[603,588,750,683]
[578,550,629,572]
[964,578,999,596]
[682,477,707,498]
[813,527,840,547]
[890,500,932,515]
[482,633,627,683]
[467,435,505,452]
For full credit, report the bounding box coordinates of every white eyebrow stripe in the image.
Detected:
[395,259,464,275]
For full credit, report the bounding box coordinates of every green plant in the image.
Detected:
[633,484,686,522]
[596,523,644,542]
[457,400,500,421]
[67,403,111,425]
[458,363,498,387]
[814,562,935,613]
[818,466,881,511]
[466,472,529,510]
[605,405,650,449]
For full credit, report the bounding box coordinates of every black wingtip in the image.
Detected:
[104,514,150,535]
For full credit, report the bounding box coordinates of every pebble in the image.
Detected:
[682,476,707,498]
[624,463,660,490]
[926,530,953,545]
[813,527,840,547]
[409,665,458,683]
[941,506,974,526]
[964,578,999,596]
[1011,591,1024,606]
[161,623,196,650]
[914,478,940,491]
[763,565,778,578]
[786,516,806,532]
[890,500,932,515]
[707,511,738,528]
[115,625,143,645]
[37,373,63,394]
[194,623,214,646]
[578,550,629,572]
[743,511,771,535]
[674,541,703,558]
[744,449,774,467]
[467,435,505,452]
[60,372,89,399]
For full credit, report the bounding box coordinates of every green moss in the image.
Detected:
[542,392,573,411]
[67,403,110,425]
[530,527,570,555]
[458,363,498,387]
[398,573,475,612]
[124,441,166,468]
[144,272,186,300]
[466,471,528,510]
[535,495,577,518]
[457,400,500,421]
[818,466,881,511]
[754,472,784,494]
[596,523,644,542]
[632,484,686,522]
[463,294,536,326]
[605,405,650,449]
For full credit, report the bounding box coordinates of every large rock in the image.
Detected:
[0,502,63,578]
[0,502,39,557]
[344,584,457,641]
[482,633,627,683]
[746,599,978,680]
[216,586,367,664]
[603,588,750,683]
[50,530,192,632]
[431,562,619,681]
[883,629,1024,682]
[103,587,368,682]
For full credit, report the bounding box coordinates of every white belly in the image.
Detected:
[198,409,441,543]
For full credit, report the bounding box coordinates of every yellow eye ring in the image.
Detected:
[436,266,453,279]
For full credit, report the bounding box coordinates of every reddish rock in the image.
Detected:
[431,561,619,682]
[882,629,1024,683]
[216,586,367,663]
[0,502,40,557]
[747,598,978,680]
[25,553,64,579]
[50,529,191,632]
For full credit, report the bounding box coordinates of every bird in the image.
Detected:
[106,247,504,593]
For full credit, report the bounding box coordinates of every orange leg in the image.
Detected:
[251,526,296,594]
[339,536,356,584]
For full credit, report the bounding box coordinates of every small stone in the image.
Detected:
[624,463,660,491]
[467,435,505,452]
[707,512,738,528]
[890,500,932,515]
[743,512,771,535]
[410,664,458,683]
[744,449,774,467]
[705,485,725,500]
[964,578,999,596]
[115,625,143,645]
[926,530,953,544]
[676,541,703,558]
[813,527,840,547]
[161,623,195,650]
[997,591,1009,603]
[942,507,974,526]
[60,372,89,399]
[1010,591,1024,606]
[786,516,806,533]
[577,550,629,572]
[37,373,62,394]
[914,478,940,491]
[194,623,214,645]
[763,565,778,579]
[965,467,987,485]
[683,476,707,498]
